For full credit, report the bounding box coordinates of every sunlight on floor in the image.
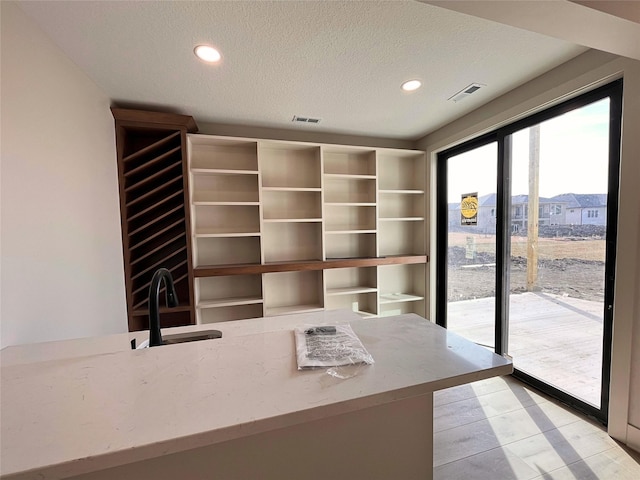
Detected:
[434,376,640,479]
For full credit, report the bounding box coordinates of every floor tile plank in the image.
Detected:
[434,376,640,479]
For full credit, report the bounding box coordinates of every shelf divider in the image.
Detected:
[122,131,181,164]
[125,146,182,177]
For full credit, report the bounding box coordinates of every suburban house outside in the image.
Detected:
[448,193,608,233]
[552,193,608,227]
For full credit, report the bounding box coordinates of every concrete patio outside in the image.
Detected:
[448,291,604,407]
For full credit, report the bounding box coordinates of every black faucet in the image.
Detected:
[148,268,179,347]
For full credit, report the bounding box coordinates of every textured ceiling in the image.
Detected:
[17,1,587,140]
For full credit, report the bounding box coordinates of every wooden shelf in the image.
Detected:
[264,304,324,317]
[128,189,184,222]
[113,108,198,331]
[130,232,186,266]
[379,217,425,222]
[195,228,261,237]
[263,218,322,223]
[379,189,425,195]
[324,173,376,180]
[378,150,425,191]
[199,304,264,324]
[262,187,321,192]
[325,202,376,207]
[132,304,194,316]
[194,255,427,277]
[128,204,184,237]
[111,108,197,131]
[379,293,424,304]
[125,146,182,178]
[125,175,182,208]
[122,131,181,164]
[193,195,258,204]
[192,171,259,204]
[191,168,259,176]
[131,256,187,287]
[260,143,321,190]
[188,135,258,171]
[125,159,181,193]
[325,229,376,234]
[198,296,263,309]
[130,218,184,251]
[326,287,377,296]
[262,189,321,223]
[193,201,260,206]
[354,310,377,318]
[323,148,376,176]
[262,221,321,263]
[194,236,261,267]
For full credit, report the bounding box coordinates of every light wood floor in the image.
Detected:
[433,375,640,479]
[448,292,603,406]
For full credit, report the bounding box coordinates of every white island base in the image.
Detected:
[72,394,433,480]
[1,311,512,480]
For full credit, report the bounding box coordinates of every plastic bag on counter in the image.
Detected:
[294,324,374,375]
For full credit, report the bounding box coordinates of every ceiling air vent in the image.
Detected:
[292,115,321,124]
[448,83,485,103]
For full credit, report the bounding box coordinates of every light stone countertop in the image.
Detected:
[0,311,513,480]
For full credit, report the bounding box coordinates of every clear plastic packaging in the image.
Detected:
[294,324,374,376]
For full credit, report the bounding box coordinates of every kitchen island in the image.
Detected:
[1,311,512,479]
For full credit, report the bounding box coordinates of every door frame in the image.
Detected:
[435,79,623,424]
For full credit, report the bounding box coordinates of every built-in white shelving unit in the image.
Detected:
[378,263,426,317]
[323,147,378,265]
[263,270,324,317]
[188,134,427,323]
[324,266,378,318]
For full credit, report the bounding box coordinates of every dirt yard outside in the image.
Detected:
[447,232,606,303]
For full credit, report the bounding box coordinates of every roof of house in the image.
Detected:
[551,193,607,208]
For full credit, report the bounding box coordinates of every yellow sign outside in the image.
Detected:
[460,192,478,226]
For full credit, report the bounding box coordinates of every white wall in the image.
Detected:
[197,121,414,150]
[417,49,640,445]
[0,2,127,348]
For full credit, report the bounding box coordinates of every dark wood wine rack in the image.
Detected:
[112,108,198,331]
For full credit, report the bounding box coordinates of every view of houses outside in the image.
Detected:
[447,192,608,304]
[448,192,608,235]
[447,98,610,303]
[446,97,610,407]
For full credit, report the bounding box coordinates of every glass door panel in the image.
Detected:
[507,98,610,408]
[446,142,497,349]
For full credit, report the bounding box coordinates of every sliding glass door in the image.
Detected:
[443,142,497,350]
[436,80,622,423]
[507,98,612,409]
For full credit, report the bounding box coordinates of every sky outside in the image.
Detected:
[447,98,610,203]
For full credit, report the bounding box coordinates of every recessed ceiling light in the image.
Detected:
[194,45,221,63]
[401,79,422,92]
